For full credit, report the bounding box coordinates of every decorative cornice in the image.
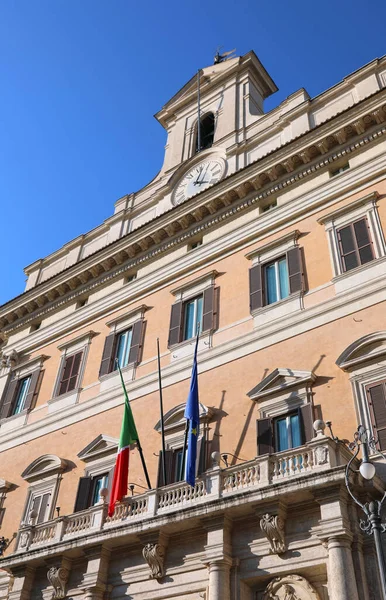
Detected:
[1,96,386,339]
[317,191,379,224]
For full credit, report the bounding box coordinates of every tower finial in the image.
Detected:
[213,47,236,65]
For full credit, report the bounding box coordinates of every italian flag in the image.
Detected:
[108,366,139,517]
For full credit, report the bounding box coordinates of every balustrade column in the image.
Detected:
[326,535,359,600]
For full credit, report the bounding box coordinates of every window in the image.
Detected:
[188,239,203,251]
[257,404,313,456]
[196,113,215,152]
[12,376,31,415]
[249,246,303,312]
[318,191,385,281]
[330,162,349,177]
[76,297,88,309]
[274,413,302,452]
[262,200,277,212]
[264,257,290,305]
[125,273,137,283]
[183,296,203,341]
[99,318,145,377]
[29,322,41,333]
[20,455,67,526]
[366,380,386,451]
[74,472,111,511]
[0,369,41,420]
[168,285,217,347]
[115,328,133,369]
[57,351,83,396]
[76,434,118,512]
[337,218,374,272]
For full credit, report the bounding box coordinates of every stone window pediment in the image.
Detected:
[21,454,67,484]
[247,368,316,401]
[336,331,386,371]
[77,434,119,463]
[154,402,211,435]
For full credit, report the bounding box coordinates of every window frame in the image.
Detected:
[274,411,303,452]
[182,294,204,341]
[263,255,290,306]
[11,375,32,416]
[318,192,386,279]
[52,331,97,402]
[336,217,375,273]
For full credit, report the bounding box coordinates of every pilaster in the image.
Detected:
[8,566,35,600]
[82,544,111,600]
[202,514,232,600]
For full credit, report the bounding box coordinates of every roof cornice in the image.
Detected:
[1,91,386,340]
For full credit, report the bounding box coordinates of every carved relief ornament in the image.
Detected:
[47,567,69,599]
[263,574,320,600]
[142,542,165,579]
[259,513,286,554]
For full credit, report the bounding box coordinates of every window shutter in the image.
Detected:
[58,355,73,396]
[156,450,174,487]
[257,418,273,456]
[68,352,82,392]
[202,286,215,333]
[168,302,183,347]
[128,320,145,366]
[99,333,116,377]
[37,493,51,524]
[0,377,18,420]
[287,247,304,294]
[23,370,42,412]
[354,218,374,264]
[196,437,206,477]
[299,403,314,443]
[367,382,386,451]
[249,265,263,311]
[74,476,92,512]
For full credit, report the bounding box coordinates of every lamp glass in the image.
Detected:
[360,461,376,480]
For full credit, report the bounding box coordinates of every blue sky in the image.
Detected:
[0,0,385,304]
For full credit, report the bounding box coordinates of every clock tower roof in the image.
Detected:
[155,50,278,129]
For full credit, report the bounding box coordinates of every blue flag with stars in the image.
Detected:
[184,334,199,487]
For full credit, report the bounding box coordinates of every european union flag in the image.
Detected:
[184,335,199,487]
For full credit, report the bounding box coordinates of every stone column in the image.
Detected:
[315,485,360,600]
[326,535,359,600]
[203,515,232,600]
[82,544,111,599]
[8,566,35,600]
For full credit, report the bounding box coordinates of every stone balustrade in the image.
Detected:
[13,435,349,554]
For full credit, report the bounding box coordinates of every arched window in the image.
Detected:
[195,113,215,153]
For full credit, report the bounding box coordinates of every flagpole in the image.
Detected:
[116,362,152,490]
[157,338,167,486]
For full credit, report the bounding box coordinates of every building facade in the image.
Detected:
[0,50,386,599]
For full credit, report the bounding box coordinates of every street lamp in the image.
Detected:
[345,424,386,600]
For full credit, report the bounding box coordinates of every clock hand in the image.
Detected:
[198,164,209,185]
[193,167,203,185]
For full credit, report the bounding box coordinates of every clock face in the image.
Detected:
[173,158,225,205]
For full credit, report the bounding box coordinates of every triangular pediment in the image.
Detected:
[155,51,277,128]
[78,434,119,462]
[247,368,316,401]
[336,331,386,370]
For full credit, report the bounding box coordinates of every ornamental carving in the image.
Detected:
[142,543,165,579]
[47,567,69,599]
[314,445,328,465]
[263,574,320,600]
[259,513,286,554]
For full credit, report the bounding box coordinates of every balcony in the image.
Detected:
[10,434,352,560]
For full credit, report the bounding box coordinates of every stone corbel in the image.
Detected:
[1,350,19,369]
[140,532,168,580]
[259,511,287,555]
[46,567,69,600]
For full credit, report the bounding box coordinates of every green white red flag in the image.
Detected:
[108,364,139,517]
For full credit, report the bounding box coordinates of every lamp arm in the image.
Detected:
[345,440,368,515]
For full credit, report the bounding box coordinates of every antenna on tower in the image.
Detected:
[213,46,236,65]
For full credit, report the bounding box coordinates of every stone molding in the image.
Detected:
[1,98,386,339]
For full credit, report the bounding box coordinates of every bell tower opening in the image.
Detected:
[195,113,215,153]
